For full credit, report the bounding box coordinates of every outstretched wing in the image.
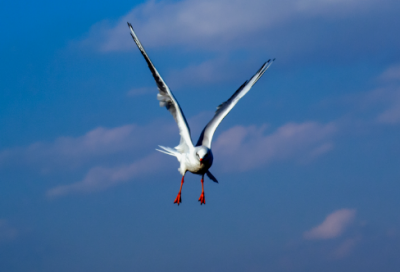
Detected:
[196,60,274,148]
[128,23,193,152]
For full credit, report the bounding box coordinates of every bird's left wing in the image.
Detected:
[196,60,274,148]
[128,23,193,152]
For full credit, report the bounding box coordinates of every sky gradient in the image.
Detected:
[1,0,400,271]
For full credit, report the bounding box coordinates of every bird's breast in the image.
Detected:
[185,156,212,174]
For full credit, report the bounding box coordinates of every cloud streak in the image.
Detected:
[47,153,165,197]
[213,121,336,171]
[332,236,361,258]
[360,84,400,125]
[379,64,400,82]
[42,119,337,196]
[304,209,356,240]
[0,121,176,172]
[374,67,400,124]
[79,0,399,65]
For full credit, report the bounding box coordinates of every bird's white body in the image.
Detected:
[179,147,213,175]
[127,22,273,204]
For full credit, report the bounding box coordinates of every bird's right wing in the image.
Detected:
[127,23,193,153]
[196,60,274,148]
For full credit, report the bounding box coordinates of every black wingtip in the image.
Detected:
[263,59,271,67]
[127,22,132,28]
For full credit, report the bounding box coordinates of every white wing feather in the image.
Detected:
[128,23,193,153]
[196,60,274,148]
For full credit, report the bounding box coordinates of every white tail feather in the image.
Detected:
[156,145,180,157]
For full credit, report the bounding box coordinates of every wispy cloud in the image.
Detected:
[213,121,336,171]
[79,0,398,65]
[376,97,400,124]
[38,118,337,196]
[332,236,361,259]
[0,121,175,172]
[304,209,356,240]
[166,57,237,88]
[379,64,400,82]
[84,0,376,50]
[47,153,164,197]
[337,66,400,126]
[362,87,400,125]
[308,143,334,159]
[373,66,400,124]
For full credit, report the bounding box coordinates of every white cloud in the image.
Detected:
[377,101,400,124]
[348,72,400,125]
[375,88,400,124]
[304,209,356,240]
[332,236,361,258]
[41,119,337,196]
[42,111,213,197]
[1,124,135,167]
[372,65,400,123]
[0,121,176,171]
[81,0,381,53]
[213,121,336,171]
[362,84,400,125]
[166,57,237,88]
[379,64,400,82]
[47,153,165,197]
[308,143,334,159]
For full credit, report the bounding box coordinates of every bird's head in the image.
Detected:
[196,146,210,165]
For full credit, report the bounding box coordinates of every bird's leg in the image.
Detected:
[174,176,184,205]
[198,175,206,205]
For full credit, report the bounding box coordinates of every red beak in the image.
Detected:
[199,158,203,165]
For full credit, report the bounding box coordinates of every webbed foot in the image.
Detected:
[174,192,182,205]
[198,192,205,205]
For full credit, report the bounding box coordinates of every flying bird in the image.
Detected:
[127,22,274,205]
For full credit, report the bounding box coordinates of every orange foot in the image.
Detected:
[174,192,182,205]
[198,192,206,205]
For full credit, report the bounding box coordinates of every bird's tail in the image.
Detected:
[206,171,218,183]
[156,145,180,158]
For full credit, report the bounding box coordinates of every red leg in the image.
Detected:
[198,175,205,205]
[174,176,184,205]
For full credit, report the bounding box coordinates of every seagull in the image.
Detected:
[127,22,274,205]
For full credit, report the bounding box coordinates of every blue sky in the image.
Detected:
[1,0,400,271]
